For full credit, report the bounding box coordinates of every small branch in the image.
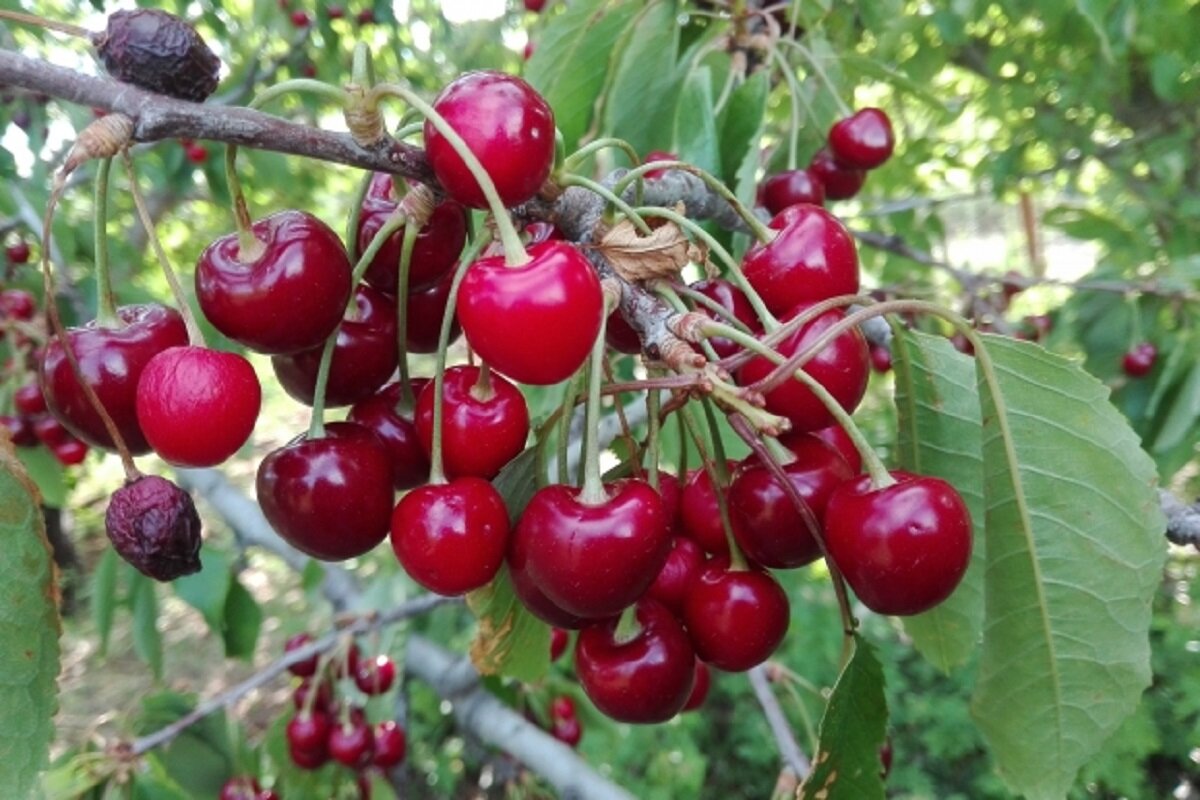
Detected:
[748,665,810,778]
[1161,489,1200,549]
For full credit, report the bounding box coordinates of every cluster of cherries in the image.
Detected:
[219,776,279,800]
[280,1,376,30]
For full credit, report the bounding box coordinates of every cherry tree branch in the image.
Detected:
[748,665,810,778]
[1160,489,1200,549]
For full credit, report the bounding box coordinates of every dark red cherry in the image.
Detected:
[32,415,68,449]
[390,477,510,595]
[682,659,710,711]
[425,71,555,209]
[509,560,590,629]
[457,241,603,385]
[823,471,972,616]
[550,627,570,661]
[348,380,430,491]
[881,736,894,778]
[803,425,862,473]
[552,715,582,747]
[290,9,311,27]
[1,414,37,447]
[13,382,45,415]
[52,437,88,465]
[0,288,35,320]
[328,709,374,768]
[759,169,826,215]
[728,435,854,568]
[256,422,394,561]
[870,344,892,372]
[510,479,671,619]
[286,709,333,754]
[6,240,31,264]
[196,211,352,354]
[828,108,895,170]
[292,678,335,713]
[39,304,188,453]
[682,559,790,671]
[357,173,467,294]
[414,365,529,480]
[550,695,576,721]
[136,346,261,467]
[808,147,866,200]
[373,721,407,768]
[271,284,399,407]
[645,536,707,614]
[354,655,397,695]
[736,305,869,433]
[575,599,695,723]
[741,205,859,316]
[678,465,741,556]
[690,278,762,358]
[288,742,329,770]
[404,267,461,354]
[604,309,643,355]
[1122,342,1157,378]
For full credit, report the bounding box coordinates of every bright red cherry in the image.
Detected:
[328,709,375,768]
[52,438,88,465]
[759,169,826,215]
[424,71,555,209]
[737,305,869,433]
[136,346,261,467]
[354,655,397,695]
[552,715,582,746]
[185,143,208,164]
[741,205,859,316]
[0,288,36,320]
[645,536,706,614]
[808,147,866,200]
[457,241,603,385]
[510,479,671,619]
[6,241,31,264]
[682,560,790,671]
[348,380,430,491]
[390,477,510,595]
[286,709,332,754]
[870,344,892,372]
[728,435,853,569]
[550,627,570,661]
[290,9,311,27]
[678,465,741,556]
[39,304,187,453]
[13,382,46,415]
[414,365,529,480]
[828,108,895,170]
[1122,342,1157,378]
[823,472,972,616]
[682,659,710,711]
[575,599,695,723]
[690,278,761,358]
[373,721,407,768]
[196,210,353,355]
[404,268,461,353]
[256,422,394,561]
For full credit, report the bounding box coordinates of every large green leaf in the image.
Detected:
[717,71,768,187]
[797,637,887,800]
[130,573,164,680]
[891,329,985,671]
[0,447,61,799]
[970,335,1166,800]
[92,548,119,657]
[673,67,721,177]
[600,0,684,156]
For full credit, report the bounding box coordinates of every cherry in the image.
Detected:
[681,559,790,671]
[390,477,510,595]
[328,708,375,768]
[271,284,399,407]
[741,204,859,316]
[828,108,895,170]
[1,414,37,447]
[286,709,333,755]
[284,632,319,677]
[292,678,335,713]
[357,173,467,294]
[39,303,187,454]
[604,309,643,355]
[510,479,671,619]
[218,777,261,800]
[185,143,208,164]
[6,240,30,264]
[1122,342,1157,378]
[52,438,88,465]
[288,743,330,770]
[13,382,46,415]
[196,210,353,355]
[32,415,69,449]
[642,149,679,180]
[290,9,311,27]
[0,289,35,320]
[551,715,583,747]
[327,5,345,19]
[137,346,261,467]
[870,344,892,372]
[575,599,695,723]
[256,422,394,561]
[354,655,397,695]
[356,9,375,25]
[425,71,555,209]
[414,365,528,480]
[404,268,461,353]
[682,659,711,711]
[736,305,869,433]
[348,380,430,491]
[823,471,972,615]
[524,0,548,11]
[880,736,894,778]
[509,560,590,629]
[550,627,569,661]
[645,535,706,614]
[728,435,853,569]
[550,696,576,721]
[678,465,741,556]
[808,147,866,200]
[457,241,603,385]
[759,169,826,215]
[373,721,407,768]
[690,278,761,358]
[524,221,563,244]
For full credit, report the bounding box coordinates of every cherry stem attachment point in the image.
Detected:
[92,156,118,325]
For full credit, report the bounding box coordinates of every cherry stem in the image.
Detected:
[676,410,689,474]
[767,47,804,172]
[92,156,118,325]
[578,285,620,506]
[122,152,204,347]
[393,218,420,411]
[471,362,495,402]
[663,280,755,335]
[615,161,774,243]
[603,356,642,480]
[644,377,662,489]
[557,174,651,234]
[370,84,528,266]
[0,8,89,38]
[555,373,582,485]
[679,403,747,570]
[721,294,873,376]
[612,604,642,646]
[351,43,374,88]
[560,137,641,175]
[784,40,853,118]
[345,170,374,262]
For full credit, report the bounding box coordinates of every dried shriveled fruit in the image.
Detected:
[94,9,220,102]
[105,475,202,581]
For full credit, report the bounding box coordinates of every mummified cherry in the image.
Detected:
[373,721,407,768]
[105,474,202,581]
[348,380,430,491]
[808,147,866,200]
[414,365,529,480]
[682,559,790,671]
[575,599,696,724]
[94,9,221,102]
[759,168,826,215]
[690,278,761,358]
[828,108,895,170]
[823,471,972,616]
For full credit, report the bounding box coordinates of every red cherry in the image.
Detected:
[185,143,208,164]
[1,414,37,447]
[551,715,582,746]
[575,599,695,723]
[0,289,36,320]
[881,736,894,778]
[390,477,511,595]
[690,278,761,358]
[759,169,826,215]
[354,655,397,695]
[509,560,590,629]
[290,10,311,27]
[800,425,859,474]
[645,536,706,614]
[356,8,375,24]
[348,380,430,491]
[457,241,603,385]
[642,150,679,180]
[524,0,548,11]
[284,632,319,676]
[219,777,262,800]
[741,205,859,316]
[51,437,88,466]
[678,465,741,556]
[288,742,329,770]
[404,267,461,353]
[655,472,683,531]
[1122,342,1157,378]
[38,304,188,453]
[828,108,895,170]
[32,414,68,449]
[549,627,569,661]
[737,305,869,433]
[328,708,375,768]
[682,659,710,711]
[299,63,317,79]
[373,721,407,768]
[823,472,972,615]
[510,479,671,619]
[327,5,345,19]
[682,559,790,671]
[286,709,333,754]
[195,210,353,354]
[549,695,576,721]
[256,422,394,561]
[604,309,642,355]
[414,365,529,480]
[13,382,46,415]
[424,71,555,209]
[292,678,335,713]
[6,241,31,264]
[870,344,892,372]
[524,221,562,244]
[808,147,866,200]
[136,346,261,467]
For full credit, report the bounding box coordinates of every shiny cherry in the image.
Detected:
[457,241,603,385]
[678,465,741,556]
[552,715,583,747]
[1122,342,1157,377]
[404,267,461,353]
[823,471,972,616]
[682,659,710,711]
[682,559,790,671]
[425,71,555,209]
[6,240,31,264]
[136,346,261,467]
[286,709,332,754]
[390,477,510,595]
[348,380,430,491]
[288,743,329,770]
[808,147,866,200]
[354,654,397,695]
[645,536,706,614]
[575,599,696,723]
[256,421,394,561]
[284,632,319,676]
[741,205,859,316]
[828,108,895,170]
[414,365,529,480]
[642,149,679,180]
[550,695,576,721]
[759,169,826,215]
[195,210,352,354]
[550,627,570,661]
[510,560,590,629]
[32,415,68,449]
[52,438,88,465]
[373,721,407,768]
[13,382,45,415]
[690,278,761,358]
[802,424,862,473]
[656,471,683,532]
[328,709,374,768]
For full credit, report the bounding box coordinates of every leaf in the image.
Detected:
[673,66,721,177]
[92,548,119,657]
[595,218,703,282]
[136,693,232,797]
[173,550,231,630]
[14,447,66,509]
[797,636,887,800]
[891,329,985,672]
[0,444,61,800]
[717,71,768,186]
[601,0,684,156]
[221,579,262,661]
[492,446,542,526]
[1150,361,1200,454]
[130,573,164,680]
[969,334,1166,800]
[466,566,550,683]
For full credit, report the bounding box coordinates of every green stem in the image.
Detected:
[351,43,373,88]
[612,604,642,645]
[394,218,420,410]
[92,157,118,324]
[556,373,581,486]
[768,47,805,172]
[560,137,641,175]
[345,170,374,262]
[717,293,874,373]
[614,162,774,243]
[578,296,614,505]
[666,281,754,334]
[645,378,661,489]
[784,40,853,118]
[557,174,651,234]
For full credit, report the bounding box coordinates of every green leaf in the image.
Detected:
[14,447,66,510]
[492,446,541,526]
[173,550,231,630]
[891,329,985,672]
[136,693,232,797]
[969,335,1166,800]
[673,67,721,177]
[0,447,61,800]
[37,752,108,799]
[717,71,768,186]
[221,579,262,660]
[466,565,550,683]
[601,0,684,156]
[797,637,887,800]
[92,548,119,657]
[1150,361,1200,454]
[130,574,163,680]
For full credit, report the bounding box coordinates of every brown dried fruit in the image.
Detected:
[94,9,220,103]
[105,475,202,581]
